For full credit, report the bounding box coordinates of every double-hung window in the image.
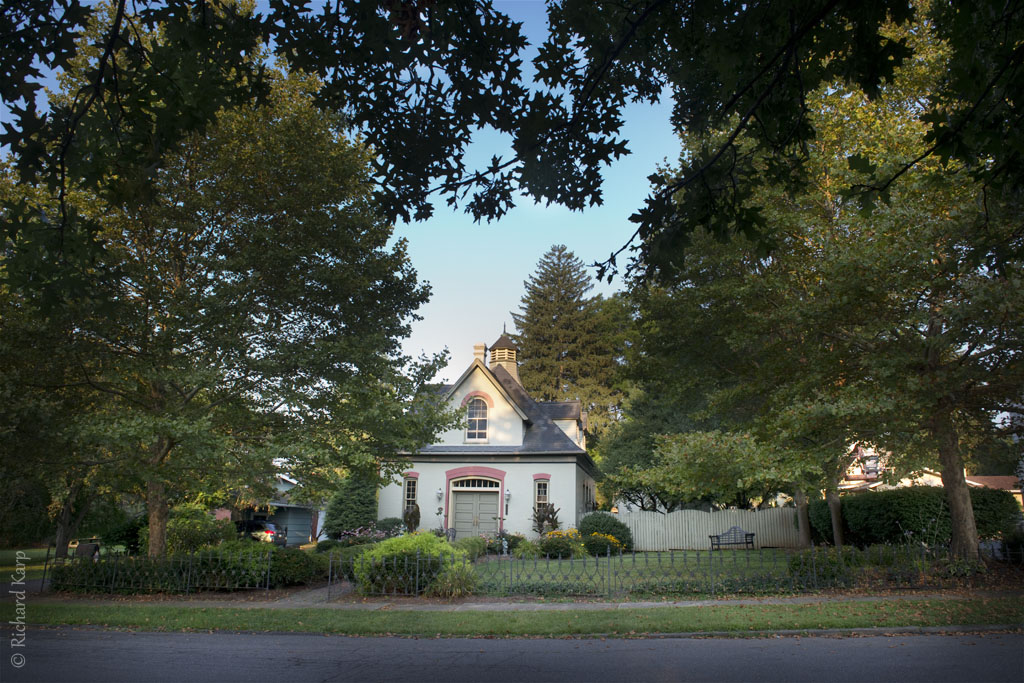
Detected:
[403,477,417,511]
[534,479,549,509]
[466,397,488,441]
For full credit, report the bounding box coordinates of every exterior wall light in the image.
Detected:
[436,487,443,500]
[504,488,511,502]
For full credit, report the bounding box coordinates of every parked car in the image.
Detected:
[235,520,287,545]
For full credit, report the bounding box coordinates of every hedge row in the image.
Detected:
[808,486,1019,546]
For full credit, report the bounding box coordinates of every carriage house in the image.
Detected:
[378,335,598,539]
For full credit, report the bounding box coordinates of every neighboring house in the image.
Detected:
[378,334,598,538]
[839,445,1023,509]
[215,474,328,546]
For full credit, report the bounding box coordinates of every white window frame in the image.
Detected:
[403,477,417,511]
[466,397,488,442]
[534,479,549,509]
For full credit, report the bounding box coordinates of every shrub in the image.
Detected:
[138,504,235,554]
[1001,528,1024,564]
[807,498,835,544]
[583,532,624,556]
[315,539,344,553]
[539,528,585,558]
[403,504,421,532]
[424,562,478,598]
[578,512,634,551]
[513,539,542,559]
[333,525,389,547]
[375,517,406,537]
[453,536,487,559]
[322,475,379,538]
[102,516,146,554]
[216,540,324,587]
[841,486,1020,546]
[353,533,465,594]
[327,542,380,581]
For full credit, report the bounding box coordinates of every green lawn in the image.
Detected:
[2,597,1019,637]
[1,548,51,581]
[473,549,794,597]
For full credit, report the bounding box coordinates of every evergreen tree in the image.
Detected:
[511,245,627,444]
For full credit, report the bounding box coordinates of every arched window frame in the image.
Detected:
[465,396,488,442]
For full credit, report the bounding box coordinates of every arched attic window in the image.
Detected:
[466,397,488,441]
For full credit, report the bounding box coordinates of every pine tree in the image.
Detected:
[511,245,628,444]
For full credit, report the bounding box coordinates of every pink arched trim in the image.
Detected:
[444,466,506,533]
[403,471,419,479]
[460,391,494,408]
[532,473,551,480]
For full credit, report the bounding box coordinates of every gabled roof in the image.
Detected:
[419,361,586,456]
[441,359,529,421]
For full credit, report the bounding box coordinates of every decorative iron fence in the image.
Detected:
[326,543,989,600]
[44,547,274,594]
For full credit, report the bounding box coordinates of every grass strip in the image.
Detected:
[3,598,1020,637]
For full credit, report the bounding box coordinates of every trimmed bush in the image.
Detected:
[842,486,1020,546]
[138,504,235,554]
[578,512,634,551]
[353,533,465,594]
[583,532,625,556]
[216,540,324,587]
[322,475,378,538]
[807,498,834,544]
[808,486,1020,547]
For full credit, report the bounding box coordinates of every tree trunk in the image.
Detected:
[146,478,169,557]
[53,482,86,559]
[933,408,979,560]
[825,487,844,547]
[794,489,811,548]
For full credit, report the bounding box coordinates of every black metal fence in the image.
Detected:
[326,543,995,600]
[44,547,275,594]
[40,543,1012,598]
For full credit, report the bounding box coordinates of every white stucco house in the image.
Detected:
[378,334,598,539]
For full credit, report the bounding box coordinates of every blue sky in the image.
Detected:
[396,0,678,380]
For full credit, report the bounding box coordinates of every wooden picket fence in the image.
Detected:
[613,507,802,550]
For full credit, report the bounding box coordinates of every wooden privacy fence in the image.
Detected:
[613,507,802,550]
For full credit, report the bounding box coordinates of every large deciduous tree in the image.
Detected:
[623,13,1023,559]
[4,63,455,555]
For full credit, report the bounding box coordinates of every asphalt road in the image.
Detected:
[3,628,1022,683]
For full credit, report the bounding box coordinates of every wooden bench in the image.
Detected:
[709,526,755,550]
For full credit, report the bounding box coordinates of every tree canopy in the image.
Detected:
[2,57,457,555]
[4,0,1020,287]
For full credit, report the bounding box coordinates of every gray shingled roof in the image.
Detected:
[490,333,518,350]
[419,363,585,455]
[540,401,581,420]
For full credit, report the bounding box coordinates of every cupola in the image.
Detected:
[489,333,520,384]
